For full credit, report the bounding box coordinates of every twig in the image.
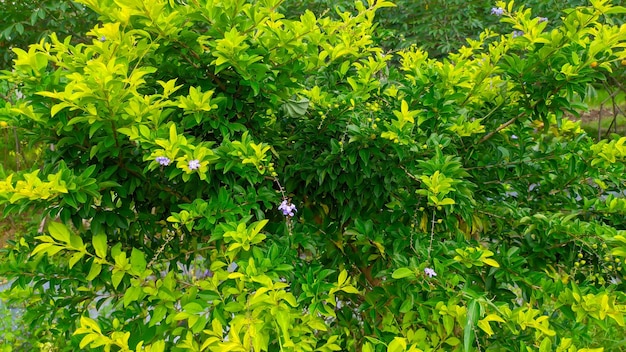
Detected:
[598,101,603,141]
[38,216,48,234]
[464,154,557,170]
[12,127,21,171]
[147,229,176,268]
[400,165,420,182]
[478,113,522,144]
[428,209,436,259]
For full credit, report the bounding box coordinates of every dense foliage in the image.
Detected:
[1,0,626,351]
[0,0,98,174]
[281,0,592,57]
[0,0,98,69]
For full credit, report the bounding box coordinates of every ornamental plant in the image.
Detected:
[1,0,626,351]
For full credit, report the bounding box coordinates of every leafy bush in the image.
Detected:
[0,0,95,172]
[1,0,626,351]
[0,0,98,69]
[280,0,595,58]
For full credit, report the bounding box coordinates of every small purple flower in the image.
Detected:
[199,269,213,279]
[538,17,548,23]
[424,267,437,278]
[491,7,504,16]
[511,134,518,140]
[99,36,106,42]
[155,156,171,166]
[278,199,297,217]
[512,30,524,38]
[227,262,238,273]
[188,159,200,170]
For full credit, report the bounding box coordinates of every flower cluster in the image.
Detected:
[155,156,171,166]
[424,267,437,278]
[188,159,200,170]
[278,199,297,217]
[491,7,504,16]
[512,30,524,38]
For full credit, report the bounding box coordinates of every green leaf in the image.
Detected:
[123,286,143,307]
[443,315,455,335]
[391,268,415,279]
[48,222,71,244]
[92,234,107,259]
[78,334,98,349]
[224,301,244,313]
[445,337,461,346]
[148,340,166,352]
[338,269,348,286]
[112,271,125,289]
[341,285,361,294]
[605,6,626,14]
[539,337,552,352]
[251,219,269,236]
[150,306,168,327]
[399,298,413,313]
[98,181,122,189]
[130,248,147,275]
[464,300,479,352]
[438,198,455,206]
[281,97,309,118]
[69,251,85,269]
[184,302,205,315]
[86,262,102,281]
[169,124,178,143]
[477,319,494,337]
[51,102,72,117]
[387,337,406,352]
[69,234,85,251]
[481,258,500,268]
[32,243,62,257]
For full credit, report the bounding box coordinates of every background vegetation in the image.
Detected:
[280,0,592,57]
[0,0,97,69]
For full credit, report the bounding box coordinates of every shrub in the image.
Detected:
[1,0,626,351]
[280,0,596,58]
[0,0,98,69]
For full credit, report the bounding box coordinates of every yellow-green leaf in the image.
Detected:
[482,258,500,268]
[388,337,407,352]
[86,262,102,281]
[92,233,107,259]
[48,222,71,244]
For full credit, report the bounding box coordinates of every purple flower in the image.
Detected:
[538,17,548,23]
[227,262,238,273]
[512,30,524,38]
[424,267,437,278]
[199,269,213,279]
[99,36,106,42]
[278,199,297,217]
[188,159,200,170]
[155,156,170,166]
[491,7,504,16]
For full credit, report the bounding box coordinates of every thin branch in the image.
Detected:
[428,209,436,260]
[478,112,523,144]
[400,165,420,182]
